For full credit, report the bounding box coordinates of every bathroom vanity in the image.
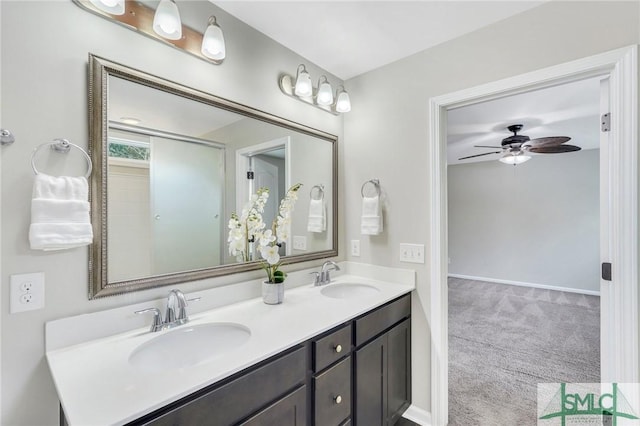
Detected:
[46,265,414,426]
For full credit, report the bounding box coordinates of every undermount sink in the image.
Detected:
[129,322,251,372]
[320,283,380,299]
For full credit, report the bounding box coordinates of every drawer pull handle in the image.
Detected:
[334,344,342,353]
[334,395,342,404]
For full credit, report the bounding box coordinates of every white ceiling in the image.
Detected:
[447,76,601,165]
[213,1,545,80]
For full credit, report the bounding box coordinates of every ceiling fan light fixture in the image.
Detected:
[499,152,531,165]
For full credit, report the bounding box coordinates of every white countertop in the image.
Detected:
[46,264,415,426]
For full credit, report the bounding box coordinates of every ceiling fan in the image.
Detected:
[458,124,581,165]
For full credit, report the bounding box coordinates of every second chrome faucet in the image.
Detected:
[135,289,201,332]
[311,260,341,286]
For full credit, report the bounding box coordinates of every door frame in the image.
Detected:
[428,45,637,426]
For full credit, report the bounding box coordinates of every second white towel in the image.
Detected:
[29,173,93,251]
[361,195,383,235]
[307,198,326,233]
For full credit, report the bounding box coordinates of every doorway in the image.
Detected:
[236,137,292,254]
[428,46,638,425]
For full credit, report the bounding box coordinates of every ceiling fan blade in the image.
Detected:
[527,136,571,147]
[474,145,503,149]
[529,144,581,154]
[458,151,501,160]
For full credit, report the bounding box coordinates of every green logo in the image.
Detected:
[538,383,639,425]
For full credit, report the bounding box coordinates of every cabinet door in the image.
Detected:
[386,319,411,426]
[239,386,307,426]
[354,334,386,426]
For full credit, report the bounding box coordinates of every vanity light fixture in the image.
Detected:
[278,64,351,115]
[316,76,334,106]
[294,65,313,97]
[120,117,141,126]
[89,0,124,15]
[499,151,531,165]
[73,0,226,65]
[201,16,226,61]
[153,0,182,41]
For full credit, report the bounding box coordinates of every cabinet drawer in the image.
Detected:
[355,294,410,347]
[314,357,351,426]
[135,346,306,426]
[239,385,307,426]
[314,323,352,372]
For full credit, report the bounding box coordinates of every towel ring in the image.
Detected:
[361,179,381,197]
[31,139,93,179]
[310,184,324,201]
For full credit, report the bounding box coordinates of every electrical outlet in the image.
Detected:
[399,243,425,264]
[293,235,307,251]
[351,240,360,257]
[10,272,45,313]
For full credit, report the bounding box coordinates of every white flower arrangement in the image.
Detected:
[228,183,302,283]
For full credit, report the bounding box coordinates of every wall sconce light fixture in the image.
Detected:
[89,0,124,15]
[201,16,226,61]
[153,0,182,40]
[279,64,351,115]
[73,0,226,65]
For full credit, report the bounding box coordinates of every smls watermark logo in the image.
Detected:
[538,383,640,425]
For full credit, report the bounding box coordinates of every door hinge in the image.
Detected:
[601,113,611,132]
[602,262,612,281]
[246,171,254,180]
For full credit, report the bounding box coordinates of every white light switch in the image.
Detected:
[10,272,45,313]
[351,240,360,257]
[293,236,307,251]
[399,243,425,264]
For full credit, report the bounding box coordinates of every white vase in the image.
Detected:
[262,281,284,305]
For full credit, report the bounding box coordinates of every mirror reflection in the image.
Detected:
[90,55,337,298]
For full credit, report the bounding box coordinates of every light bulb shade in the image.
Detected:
[335,89,351,113]
[153,0,182,40]
[316,79,334,106]
[499,152,531,165]
[89,0,125,15]
[201,17,226,60]
[294,66,313,97]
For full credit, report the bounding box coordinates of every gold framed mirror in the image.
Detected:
[89,54,338,298]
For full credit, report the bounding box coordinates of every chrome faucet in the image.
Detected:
[135,289,200,332]
[311,261,341,286]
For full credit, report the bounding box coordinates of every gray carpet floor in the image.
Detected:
[448,277,600,425]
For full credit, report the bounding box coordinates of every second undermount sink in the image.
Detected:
[320,282,380,299]
[129,322,251,373]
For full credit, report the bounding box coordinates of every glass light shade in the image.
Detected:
[201,17,226,60]
[89,0,125,15]
[153,0,182,40]
[294,67,313,97]
[499,152,531,165]
[335,90,351,113]
[316,80,334,106]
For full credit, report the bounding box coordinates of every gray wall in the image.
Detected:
[343,0,639,412]
[448,149,600,293]
[0,2,343,424]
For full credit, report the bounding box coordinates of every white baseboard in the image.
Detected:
[448,273,600,296]
[402,405,432,425]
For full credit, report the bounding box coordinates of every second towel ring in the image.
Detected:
[310,184,325,201]
[31,139,93,179]
[361,179,381,197]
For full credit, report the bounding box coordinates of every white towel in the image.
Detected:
[307,198,326,233]
[29,173,93,251]
[361,195,383,235]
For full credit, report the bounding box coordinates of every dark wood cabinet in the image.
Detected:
[240,386,307,426]
[354,299,411,426]
[113,294,411,426]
